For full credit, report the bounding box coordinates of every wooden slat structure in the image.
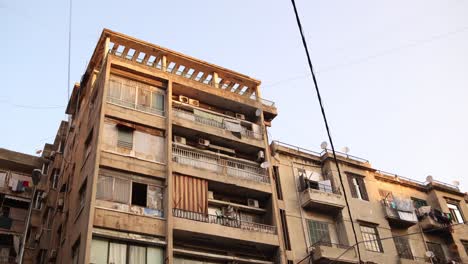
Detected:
[173,174,208,214]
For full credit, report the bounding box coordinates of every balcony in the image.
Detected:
[172,144,269,184]
[300,183,345,213]
[172,107,263,142]
[417,206,452,233]
[311,242,358,264]
[382,203,417,228]
[398,257,429,264]
[173,208,275,234]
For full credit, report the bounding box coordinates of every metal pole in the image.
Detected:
[18,185,36,264]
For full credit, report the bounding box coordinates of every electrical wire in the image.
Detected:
[327,220,468,264]
[67,0,73,100]
[289,0,362,262]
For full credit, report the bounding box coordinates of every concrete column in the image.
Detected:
[213,72,219,88]
[162,55,168,72]
[165,79,174,264]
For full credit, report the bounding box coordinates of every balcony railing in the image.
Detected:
[172,144,269,184]
[173,208,276,234]
[172,108,263,140]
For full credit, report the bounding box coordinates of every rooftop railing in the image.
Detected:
[172,144,269,184]
[173,208,276,234]
[172,108,263,140]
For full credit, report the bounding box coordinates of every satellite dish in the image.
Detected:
[260,161,271,169]
[35,149,42,155]
[320,141,328,150]
[426,175,434,183]
[255,108,262,117]
[342,146,350,154]
[425,251,435,258]
[453,180,460,187]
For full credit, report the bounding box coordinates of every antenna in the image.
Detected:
[260,161,271,169]
[320,141,328,150]
[342,146,350,154]
[255,108,262,117]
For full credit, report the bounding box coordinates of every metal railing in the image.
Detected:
[173,208,276,234]
[260,98,275,107]
[172,108,263,140]
[272,141,321,156]
[430,180,460,190]
[172,144,269,183]
[107,96,165,116]
[320,149,369,163]
[313,241,351,249]
[308,182,341,195]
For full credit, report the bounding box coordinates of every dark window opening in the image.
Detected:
[280,209,291,250]
[273,166,283,200]
[131,182,147,207]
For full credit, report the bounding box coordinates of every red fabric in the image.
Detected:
[22,181,29,187]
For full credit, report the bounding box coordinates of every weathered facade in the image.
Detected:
[271,141,468,264]
[0,148,45,263]
[25,29,467,264]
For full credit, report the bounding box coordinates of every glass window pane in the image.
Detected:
[147,247,164,264]
[114,178,130,204]
[96,175,113,201]
[137,88,151,108]
[152,92,165,112]
[109,242,127,264]
[90,238,108,264]
[129,245,146,264]
[121,84,136,107]
[109,80,122,99]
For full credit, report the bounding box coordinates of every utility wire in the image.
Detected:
[327,220,468,264]
[289,0,362,262]
[67,0,73,100]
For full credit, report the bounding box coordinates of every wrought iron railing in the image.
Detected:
[172,144,269,184]
[173,208,276,234]
[172,108,263,140]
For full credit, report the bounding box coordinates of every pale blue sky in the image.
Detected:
[1,1,467,190]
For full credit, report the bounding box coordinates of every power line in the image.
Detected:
[67,0,73,100]
[289,0,363,262]
[262,24,468,89]
[327,221,468,264]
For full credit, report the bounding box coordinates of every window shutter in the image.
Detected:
[117,128,133,149]
[357,177,369,201]
[347,174,357,198]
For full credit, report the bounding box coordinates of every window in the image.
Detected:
[51,170,59,189]
[462,240,468,255]
[32,190,44,210]
[360,225,383,252]
[280,209,291,250]
[90,237,164,264]
[411,197,427,209]
[84,128,94,162]
[393,236,413,259]
[307,220,331,245]
[132,182,148,207]
[72,238,80,264]
[273,166,283,200]
[347,174,368,201]
[117,126,134,149]
[447,203,464,224]
[0,171,7,188]
[426,242,445,264]
[78,180,87,210]
[103,120,166,163]
[96,173,164,217]
[107,75,166,116]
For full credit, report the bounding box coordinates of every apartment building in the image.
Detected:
[32,29,284,264]
[0,148,45,263]
[270,141,468,264]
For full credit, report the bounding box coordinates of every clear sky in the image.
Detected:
[1,1,467,191]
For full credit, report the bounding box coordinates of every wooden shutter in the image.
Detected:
[347,174,358,198]
[173,174,208,214]
[357,177,369,201]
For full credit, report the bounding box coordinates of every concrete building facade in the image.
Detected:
[270,141,468,264]
[19,29,467,264]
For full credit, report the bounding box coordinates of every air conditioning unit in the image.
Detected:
[174,136,186,145]
[189,99,200,107]
[50,249,57,259]
[257,150,265,161]
[198,138,210,146]
[179,95,189,104]
[208,191,214,199]
[235,113,246,120]
[247,199,259,208]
